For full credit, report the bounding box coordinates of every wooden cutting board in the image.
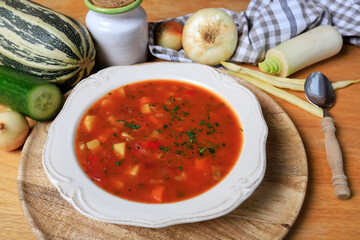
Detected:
[17,75,308,240]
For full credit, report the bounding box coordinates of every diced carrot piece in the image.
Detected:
[194,158,212,176]
[150,185,165,202]
[97,135,107,143]
[149,116,160,125]
[194,158,207,170]
[112,178,124,190]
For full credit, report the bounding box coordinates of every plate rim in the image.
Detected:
[42,62,268,228]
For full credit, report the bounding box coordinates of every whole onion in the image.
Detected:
[182,8,238,66]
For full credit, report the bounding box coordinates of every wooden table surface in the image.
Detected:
[1,0,359,239]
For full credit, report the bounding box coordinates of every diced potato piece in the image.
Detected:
[150,179,164,184]
[118,88,126,98]
[154,152,164,159]
[140,104,151,114]
[174,172,187,181]
[121,132,134,141]
[139,96,151,104]
[79,142,85,150]
[101,99,111,107]
[86,139,101,150]
[150,130,160,139]
[113,142,126,158]
[84,115,96,131]
[127,164,140,176]
[212,165,222,181]
[107,115,117,125]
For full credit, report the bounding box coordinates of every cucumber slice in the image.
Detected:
[27,84,63,120]
[0,66,63,121]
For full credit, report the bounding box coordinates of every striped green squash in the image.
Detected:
[0,0,95,90]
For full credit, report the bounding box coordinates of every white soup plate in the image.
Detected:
[42,62,268,228]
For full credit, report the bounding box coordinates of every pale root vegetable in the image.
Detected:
[222,61,360,91]
[156,21,183,50]
[118,87,126,98]
[174,172,187,181]
[86,139,101,150]
[140,103,151,114]
[121,132,134,141]
[101,99,111,107]
[127,164,140,176]
[182,8,238,66]
[113,142,126,158]
[258,25,343,77]
[84,115,96,131]
[0,109,30,151]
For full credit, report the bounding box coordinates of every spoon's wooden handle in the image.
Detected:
[321,117,350,200]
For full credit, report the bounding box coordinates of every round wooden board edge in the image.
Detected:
[16,64,308,239]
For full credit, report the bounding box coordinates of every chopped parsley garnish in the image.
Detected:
[159,146,170,152]
[117,120,141,130]
[171,106,180,113]
[185,130,197,143]
[163,104,170,112]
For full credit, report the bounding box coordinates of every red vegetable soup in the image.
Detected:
[75,80,243,203]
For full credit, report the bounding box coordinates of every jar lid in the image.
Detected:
[84,0,142,14]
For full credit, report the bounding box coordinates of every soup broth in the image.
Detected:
[75,80,243,203]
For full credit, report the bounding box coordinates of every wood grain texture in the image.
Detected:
[0,0,359,239]
[321,117,350,200]
[17,75,307,240]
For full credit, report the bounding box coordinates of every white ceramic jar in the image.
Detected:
[84,0,148,68]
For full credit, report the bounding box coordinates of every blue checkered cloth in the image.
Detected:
[148,0,360,64]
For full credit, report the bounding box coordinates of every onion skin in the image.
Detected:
[182,8,238,66]
[0,109,30,151]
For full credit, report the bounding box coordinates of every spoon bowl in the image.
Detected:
[305,72,335,111]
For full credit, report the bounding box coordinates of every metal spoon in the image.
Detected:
[305,72,350,200]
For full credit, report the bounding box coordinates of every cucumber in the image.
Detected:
[0,66,63,121]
